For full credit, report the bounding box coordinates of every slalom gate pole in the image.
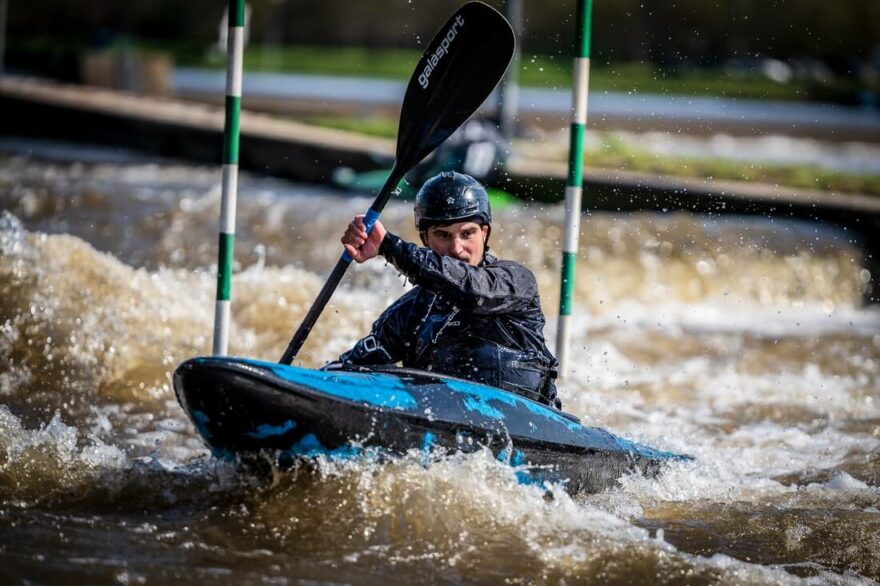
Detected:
[212,0,245,356]
[555,0,592,380]
[498,0,522,141]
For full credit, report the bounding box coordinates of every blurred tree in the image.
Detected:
[8,0,880,63]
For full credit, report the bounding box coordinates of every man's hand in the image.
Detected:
[342,215,387,263]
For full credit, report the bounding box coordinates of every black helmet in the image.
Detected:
[414,172,491,231]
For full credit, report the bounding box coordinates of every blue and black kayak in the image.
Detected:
[173,356,688,493]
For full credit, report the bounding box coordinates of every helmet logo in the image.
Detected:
[446,197,455,204]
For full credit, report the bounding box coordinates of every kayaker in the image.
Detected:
[336,171,561,409]
[405,116,508,187]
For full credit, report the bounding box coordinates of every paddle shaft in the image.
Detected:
[279,166,401,364]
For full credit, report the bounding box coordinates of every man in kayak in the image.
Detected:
[337,171,561,409]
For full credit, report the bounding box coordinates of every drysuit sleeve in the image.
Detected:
[378,233,537,315]
[337,290,415,366]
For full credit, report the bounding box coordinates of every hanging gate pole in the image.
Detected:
[212,0,245,356]
[555,0,593,379]
[497,0,522,140]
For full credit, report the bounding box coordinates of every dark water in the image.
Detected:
[1,151,878,584]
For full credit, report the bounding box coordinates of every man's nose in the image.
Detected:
[450,238,465,256]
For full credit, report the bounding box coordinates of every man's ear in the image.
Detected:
[419,231,428,246]
[481,224,491,244]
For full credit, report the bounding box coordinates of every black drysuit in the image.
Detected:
[339,233,561,409]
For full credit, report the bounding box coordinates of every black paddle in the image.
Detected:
[279,2,515,365]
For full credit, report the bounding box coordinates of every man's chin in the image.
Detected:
[439,252,473,264]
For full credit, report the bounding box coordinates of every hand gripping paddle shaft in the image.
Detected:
[279,2,515,364]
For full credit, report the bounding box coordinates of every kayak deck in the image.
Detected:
[174,356,687,493]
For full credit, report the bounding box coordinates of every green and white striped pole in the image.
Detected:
[555,0,592,380]
[212,0,245,356]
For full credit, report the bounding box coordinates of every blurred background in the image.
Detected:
[3,0,880,197]
[8,0,880,105]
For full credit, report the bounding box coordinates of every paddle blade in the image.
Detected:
[396,2,515,171]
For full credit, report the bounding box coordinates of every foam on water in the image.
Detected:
[241,449,814,584]
[0,405,126,505]
[550,298,879,509]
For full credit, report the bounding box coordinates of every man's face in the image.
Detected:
[423,221,489,266]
